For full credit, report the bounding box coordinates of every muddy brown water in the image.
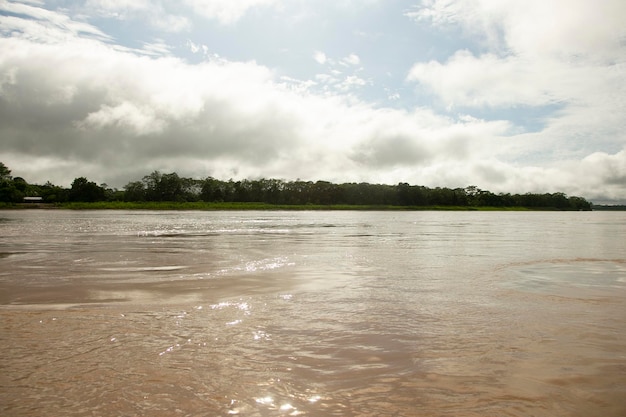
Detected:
[1,210,625,416]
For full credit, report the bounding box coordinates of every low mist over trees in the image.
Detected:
[0,162,593,210]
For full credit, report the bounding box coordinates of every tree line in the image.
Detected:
[0,162,592,210]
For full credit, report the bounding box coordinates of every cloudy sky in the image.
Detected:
[1,0,625,203]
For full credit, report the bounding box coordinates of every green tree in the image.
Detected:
[200,177,223,202]
[568,196,592,210]
[0,162,19,202]
[0,162,11,181]
[158,172,184,201]
[138,171,197,201]
[12,177,28,192]
[38,181,69,202]
[142,171,162,201]
[69,177,105,202]
[123,181,145,201]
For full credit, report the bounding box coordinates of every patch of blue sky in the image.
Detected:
[454,103,566,134]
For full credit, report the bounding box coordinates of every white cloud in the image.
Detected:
[311,52,369,94]
[77,102,167,135]
[141,40,172,56]
[408,51,561,108]
[407,0,626,105]
[15,0,44,4]
[0,15,503,188]
[582,149,626,187]
[313,51,327,65]
[0,1,625,203]
[342,53,360,66]
[0,1,111,41]
[338,75,367,92]
[406,0,626,161]
[86,0,152,16]
[83,0,191,32]
[183,0,280,25]
[150,13,191,32]
[407,0,626,61]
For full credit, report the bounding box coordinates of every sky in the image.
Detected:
[1,0,625,203]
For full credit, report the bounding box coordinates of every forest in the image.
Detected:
[0,162,592,210]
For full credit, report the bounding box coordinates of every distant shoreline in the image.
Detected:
[0,202,595,211]
[591,205,626,211]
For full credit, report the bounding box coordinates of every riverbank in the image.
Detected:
[1,201,550,211]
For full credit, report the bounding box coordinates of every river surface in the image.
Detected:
[1,210,625,416]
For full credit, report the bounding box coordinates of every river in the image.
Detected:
[1,210,625,416]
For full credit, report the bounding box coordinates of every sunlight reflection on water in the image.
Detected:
[0,210,625,416]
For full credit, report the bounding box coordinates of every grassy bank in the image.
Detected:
[0,201,540,211]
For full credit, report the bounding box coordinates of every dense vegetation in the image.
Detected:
[0,162,592,210]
